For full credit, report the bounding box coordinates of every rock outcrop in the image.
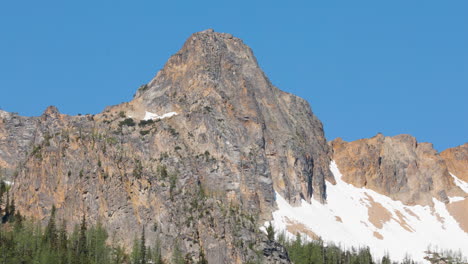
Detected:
[441,143,468,182]
[120,30,332,205]
[1,30,333,263]
[2,29,466,263]
[330,134,464,205]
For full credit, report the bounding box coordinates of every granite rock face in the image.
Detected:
[125,30,332,205]
[0,30,334,263]
[441,143,468,182]
[2,30,466,262]
[330,134,464,205]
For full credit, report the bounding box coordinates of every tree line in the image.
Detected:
[267,222,466,264]
[1,180,466,264]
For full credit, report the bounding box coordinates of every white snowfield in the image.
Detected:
[268,161,468,263]
[451,173,468,193]
[143,111,178,121]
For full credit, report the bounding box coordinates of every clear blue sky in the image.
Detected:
[0,1,466,151]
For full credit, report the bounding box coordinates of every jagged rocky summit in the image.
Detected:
[0,29,467,263]
[1,29,333,263]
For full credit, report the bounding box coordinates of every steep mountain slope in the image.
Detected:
[441,143,468,183]
[270,135,467,262]
[330,134,463,205]
[1,30,466,263]
[1,30,333,263]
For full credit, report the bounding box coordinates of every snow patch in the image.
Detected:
[450,173,468,193]
[449,196,465,203]
[269,161,468,263]
[3,180,13,186]
[143,111,178,121]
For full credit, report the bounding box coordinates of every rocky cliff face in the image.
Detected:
[330,134,464,205]
[1,29,466,263]
[1,30,333,263]
[119,29,332,205]
[441,143,468,182]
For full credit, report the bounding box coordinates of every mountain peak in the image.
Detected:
[42,105,60,119]
[189,28,236,42]
[131,30,265,114]
[121,30,332,205]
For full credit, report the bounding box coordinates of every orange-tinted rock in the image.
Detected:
[441,143,468,182]
[331,134,464,205]
[1,30,335,263]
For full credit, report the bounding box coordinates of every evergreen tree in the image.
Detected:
[8,196,15,223]
[131,235,141,264]
[381,252,391,264]
[140,226,146,264]
[266,222,275,241]
[0,180,5,211]
[58,219,68,264]
[172,241,184,264]
[198,247,208,264]
[2,190,10,223]
[44,205,58,248]
[77,213,88,263]
[89,220,109,264]
[153,237,165,264]
[147,246,153,263]
[184,253,193,264]
[112,245,128,264]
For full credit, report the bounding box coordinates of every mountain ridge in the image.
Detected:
[0,30,466,263]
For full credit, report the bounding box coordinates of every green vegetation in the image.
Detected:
[31,145,42,159]
[157,165,168,179]
[280,233,376,264]
[119,118,136,127]
[424,246,467,264]
[266,222,275,241]
[140,130,151,136]
[137,84,148,93]
[167,126,178,137]
[44,132,52,147]
[1,176,464,264]
[275,232,467,264]
[133,159,143,179]
[0,202,166,264]
[138,119,155,127]
[106,136,118,145]
[169,172,177,200]
[203,151,210,162]
[203,106,212,113]
[171,241,184,264]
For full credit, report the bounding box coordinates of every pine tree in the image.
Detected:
[140,226,146,264]
[0,180,5,211]
[153,237,165,264]
[266,222,275,241]
[58,219,68,264]
[77,213,88,263]
[112,245,128,264]
[172,241,184,264]
[381,253,391,264]
[131,235,141,264]
[8,196,15,223]
[2,190,10,223]
[147,246,153,263]
[198,247,208,264]
[44,205,58,248]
